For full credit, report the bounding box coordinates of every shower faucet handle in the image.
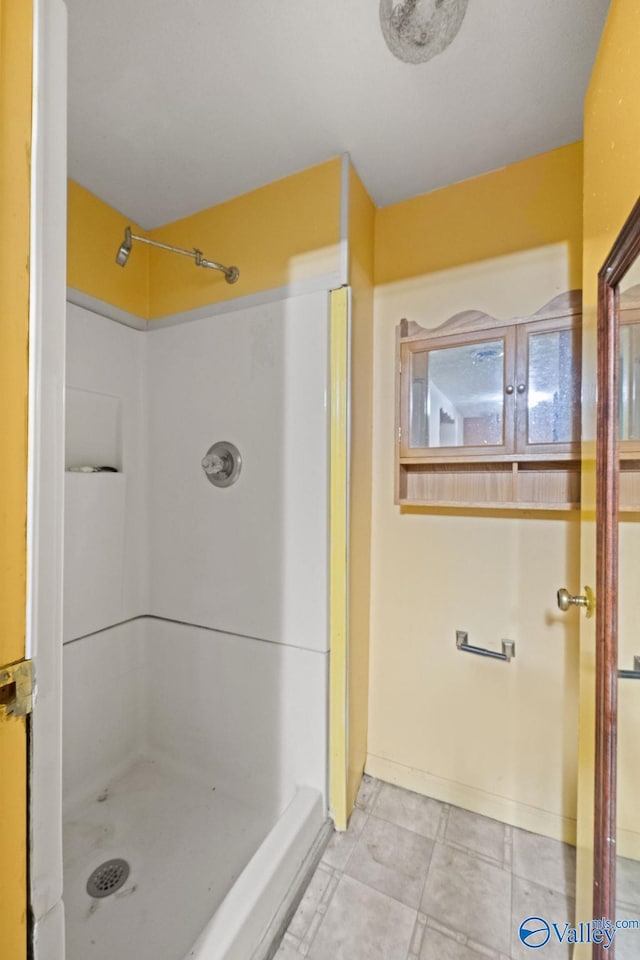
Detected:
[201,453,226,476]
[201,441,242,488]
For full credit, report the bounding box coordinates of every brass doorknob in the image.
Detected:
[557,586,595,618]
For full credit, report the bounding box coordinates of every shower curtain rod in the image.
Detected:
[115,226,239,284]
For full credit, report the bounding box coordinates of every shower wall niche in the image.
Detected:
[64,304,148,641]
[62,291,330,960]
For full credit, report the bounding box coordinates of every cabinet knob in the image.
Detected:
[505,384,514,395]
[517,383,527,394]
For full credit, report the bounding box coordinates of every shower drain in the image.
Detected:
[86,858,130,898]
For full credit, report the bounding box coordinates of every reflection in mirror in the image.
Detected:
[409,340,504,448]
[616,520,640,924]
[528,329,578,444]
[594,197,640,941]
[619,323,640,441]
[409,351,428,447]
[616,263,640,924]
[620,278,640,443]
[616,664,640,923]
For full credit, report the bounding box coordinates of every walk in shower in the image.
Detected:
[61,291,331,960]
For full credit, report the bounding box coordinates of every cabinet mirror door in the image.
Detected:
[615,280,640,946]
[520,323,581,454]
[404,336,511,454]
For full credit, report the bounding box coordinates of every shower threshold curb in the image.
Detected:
[252,818,333,960]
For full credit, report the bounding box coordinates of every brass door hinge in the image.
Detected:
[0,659,34,718]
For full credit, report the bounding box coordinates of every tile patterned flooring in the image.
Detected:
[275,776,597,960]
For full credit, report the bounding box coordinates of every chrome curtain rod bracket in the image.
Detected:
[456,630,515,663]
[115,226,239,283]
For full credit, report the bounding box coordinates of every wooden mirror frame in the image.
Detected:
[594,195,640,953]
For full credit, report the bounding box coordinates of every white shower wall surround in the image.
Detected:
[64,291,329,650]
[63,620,328,811]
[62,291,331,960]
[146,293,329,648]
[65,304,148,640]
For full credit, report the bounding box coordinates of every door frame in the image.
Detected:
[28,0,67,955]
[329,286,351,831]
[593,194,640,947]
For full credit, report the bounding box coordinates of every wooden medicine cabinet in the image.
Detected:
[395,292,583,510]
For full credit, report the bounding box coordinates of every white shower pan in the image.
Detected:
[62,619,329,960]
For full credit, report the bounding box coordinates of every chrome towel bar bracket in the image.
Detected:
[618,655,640,680]
[456,631,515,663]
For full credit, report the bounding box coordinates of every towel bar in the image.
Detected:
[618,655,640,680]
[456,630,515,663]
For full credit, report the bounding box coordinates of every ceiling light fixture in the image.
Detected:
[379,0,469,65]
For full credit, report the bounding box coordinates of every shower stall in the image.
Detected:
[61,291,332,960]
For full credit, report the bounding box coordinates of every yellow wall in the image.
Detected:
[68,158,343,321]
[583,1,640,280]
[0,0,32,956]
[346,165,375,813]
[375,141,583,289]
[575,0,640,938]
[148,158,342,318]
[68,180,150,318]
[368,145,584,841]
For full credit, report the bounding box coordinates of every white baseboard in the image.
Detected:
[365,753,577,845]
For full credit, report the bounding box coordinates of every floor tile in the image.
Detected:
[420,842,511,954]
[511,876,574,960]
[276,938,302,959]
[372,782,445,840]
[307,874,416,960]
[613,909,640,960]
[409,914,427,954]
[345,814,433,909]
[355,775,380,814]
[278,783,581,960]
[512,828,576,897]
[420,926,497,959]
[445,807,506,864]
[321,807,368,871]
[617,856,640,911]
[288,863,333,940]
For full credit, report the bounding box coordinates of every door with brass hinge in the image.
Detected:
[1,662,34,720]
[0,0,35,957]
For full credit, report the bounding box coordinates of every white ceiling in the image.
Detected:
[66,0,610,229]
